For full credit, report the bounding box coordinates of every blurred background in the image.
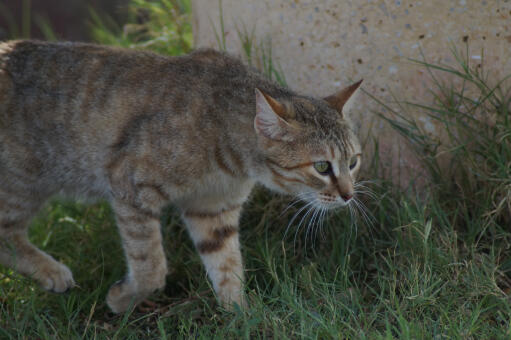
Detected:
[0,0,131,41]
[0,0,193,57]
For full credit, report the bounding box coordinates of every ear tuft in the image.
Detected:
[254,88,293,141]
[324,79,363,117]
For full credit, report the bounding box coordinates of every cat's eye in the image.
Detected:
[349,156,358,170]
[313,161,331,175]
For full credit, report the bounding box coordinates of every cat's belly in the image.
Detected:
[175,173,255,213]
[58,169,112,201]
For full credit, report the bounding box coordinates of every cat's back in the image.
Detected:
[0,40,156,92]
[0,40,255,90]
[0,40,169,113]
[0,40,177,150]
[0,39,167,79]
[0,41,259,127]
[0,41,270,165]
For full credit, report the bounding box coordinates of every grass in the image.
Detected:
[2,177,510,338]
[1,1,511,339]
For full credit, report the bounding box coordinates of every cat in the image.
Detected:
[0,40,362,313]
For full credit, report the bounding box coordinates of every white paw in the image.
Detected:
[106,279,144,313]
[106,272,167,313]
[34,259,75,293]
[218,285,246,311]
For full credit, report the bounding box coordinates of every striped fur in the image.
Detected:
[0,40,362,312]
[183,205,244,307]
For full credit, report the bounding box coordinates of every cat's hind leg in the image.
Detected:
[0,192,75,293]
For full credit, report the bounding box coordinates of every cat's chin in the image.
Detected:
[317,201,348,210]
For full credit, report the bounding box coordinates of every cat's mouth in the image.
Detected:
[316,193,350,209]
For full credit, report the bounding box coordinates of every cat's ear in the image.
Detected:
[324,79,363,118]
[254,88,295,141]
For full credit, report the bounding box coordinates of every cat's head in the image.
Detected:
[254,81,363,209]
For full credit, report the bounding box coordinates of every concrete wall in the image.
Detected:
[191,0,511,183]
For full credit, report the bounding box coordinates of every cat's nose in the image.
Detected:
[341,194,353,202]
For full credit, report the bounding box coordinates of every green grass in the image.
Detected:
[2,182,510,338]
[1,1,511,339]
[90,0,192,56]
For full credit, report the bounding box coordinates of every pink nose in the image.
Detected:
[341,194,353,201]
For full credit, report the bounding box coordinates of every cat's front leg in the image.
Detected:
[182,205,245,309]
[106,199,168,313]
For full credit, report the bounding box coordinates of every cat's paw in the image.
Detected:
[106,269,167,313]
[221,296,248,312]
[106,279,145,313]
[218,287,247,311]
[34,258,75,293]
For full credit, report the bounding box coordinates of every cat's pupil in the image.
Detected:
[349,157,358,170]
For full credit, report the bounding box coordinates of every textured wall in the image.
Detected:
[191,0,511,183]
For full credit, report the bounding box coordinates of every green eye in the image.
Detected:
[313,161,331,174]
[349,156,358,170]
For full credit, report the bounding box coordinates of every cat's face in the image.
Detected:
[254,81,362,209]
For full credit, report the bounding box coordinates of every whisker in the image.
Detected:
[307,205,322,251]
[354,188,378,200]
[280,185,377,254]
[280,199,305,217]
[321,207,331,241]
[284,200,315,240]
[315,207,325,247]
[353,197,376,226]
[293,202,316,254]
[304,207,318,252]
[313,207,326,249]
[354,184,378,200]
[351,198,377,244]
[347,202,357,241]
[354,182,377,190]
[354,185,377,193]
[279,191,316,217]
[352,200,371,228]
[356,179,381,187]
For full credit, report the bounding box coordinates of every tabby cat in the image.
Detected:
[0,40,362,312]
